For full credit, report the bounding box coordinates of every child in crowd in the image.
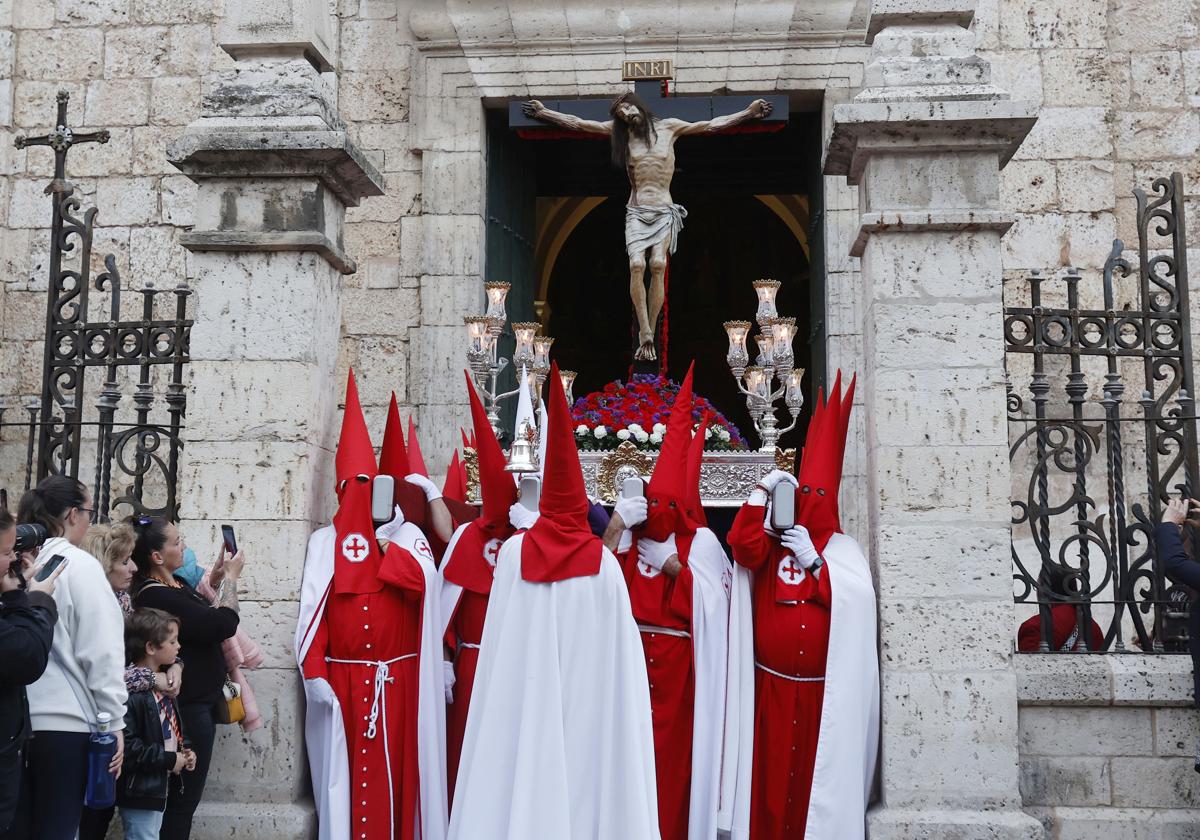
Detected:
[118,608,196,840]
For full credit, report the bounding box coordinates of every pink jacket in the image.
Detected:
[198,571,264,732]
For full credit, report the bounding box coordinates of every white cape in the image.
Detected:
[725,531,879,840]
[295,522,450,840]
[682,528,737,840]
[448,534,661,840]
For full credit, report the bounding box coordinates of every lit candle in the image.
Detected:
[723,320,751,373]
[464,316,490,355]
[771,316,796,371]
[752,279,781,325]
[755,333,775,368]
[512,322,539,369]
[744,366,768,399]
[559,369,577,403]
[533,336,555,370]
[485,281,511,331]
[785,368,805,409]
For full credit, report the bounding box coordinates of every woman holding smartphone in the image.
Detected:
[128,516,243,840]
[9,476,127,840]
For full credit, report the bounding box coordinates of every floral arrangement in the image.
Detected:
[571,374,748,452]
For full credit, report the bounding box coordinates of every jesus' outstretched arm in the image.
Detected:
[522,99,613,135]
[667,98,774,136]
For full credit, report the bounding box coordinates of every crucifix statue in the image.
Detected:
[518,80,778,363]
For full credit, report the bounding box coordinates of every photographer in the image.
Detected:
[1158,498,1200,705]
[17,477,127,840]
[130,516,241,840]
[0,508,63,838]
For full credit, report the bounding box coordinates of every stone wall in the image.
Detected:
[1017,656,1200,837]
[3,0,1200,836]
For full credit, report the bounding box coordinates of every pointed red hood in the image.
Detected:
[795,370,856,554]
[460,428,472,451]
[521,362,602,582]
[466,371,518,529]
[333,370,381,593]
[643,362,696,541]
[406,417,429,477]
[443,450,465,503]
[443,374,520,594]
[685,410,710,529]
[379,393,430,529]
[335,369,377,486]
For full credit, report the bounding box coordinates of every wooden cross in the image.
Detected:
[14,90,110,189]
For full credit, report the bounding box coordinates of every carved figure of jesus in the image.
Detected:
[523,93,774,361]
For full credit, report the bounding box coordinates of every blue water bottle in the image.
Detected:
[84,712,117,809]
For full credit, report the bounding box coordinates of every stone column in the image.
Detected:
[166,1,383,835]
[824,2,1042,838]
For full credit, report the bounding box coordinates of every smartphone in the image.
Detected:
[621,477,644,499]
[519,475,541,511]
[219,525,237,556]
[371,475,395,523]
[770,483,796,532]
[34,554,66,582]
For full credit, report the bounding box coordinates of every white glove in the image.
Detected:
[443,660,456,704]
[613,495,647,529]
[405,473,442,502]
[509,502,539,531]
[750,469,798,506]
[374,505,406,542]
[637,535,678,571]
[780,525,820,569]
[617,529,634,555]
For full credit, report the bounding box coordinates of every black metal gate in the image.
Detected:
[1006,172,1197,653]
[0,92,191,520]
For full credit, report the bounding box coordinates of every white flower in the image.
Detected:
[594,425,607,439]
[652,422,666,435]
[575,424,588,435]
[649,432,663,445]
[628,423,643,433]
[718,427,731,441]
[616,429,632,441]
[634,430,650,443]
[704,427,713,440]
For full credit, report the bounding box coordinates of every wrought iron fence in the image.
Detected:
[1006,172,1197,653]
[0,91,191,521]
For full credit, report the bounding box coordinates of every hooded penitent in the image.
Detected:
[407,417,429,477]
[443,450,465,503]
[641,362,698,542]
[793,371,856,554]
[379,392,431,530]
[442,373,519,594]
[685,410,710,529]
[520,362,602,582]
[332,369,382,594]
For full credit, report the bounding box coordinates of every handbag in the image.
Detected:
[216,677,245,725]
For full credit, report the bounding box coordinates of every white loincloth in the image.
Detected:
[625,203,687,258]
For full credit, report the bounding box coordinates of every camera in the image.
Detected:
[14,523,47,555]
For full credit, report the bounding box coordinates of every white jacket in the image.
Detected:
[26,538,127,733]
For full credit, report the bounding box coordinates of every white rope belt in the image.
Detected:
[638,623,691,639]
[326,652,417,834]
[755,661,825,683]
[325,654,416,740]
[458,642,481,650]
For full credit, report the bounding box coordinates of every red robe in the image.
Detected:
[728,504,831,839]
[619,533,696,840]
[443,589,487,801]
[301,544,428,840]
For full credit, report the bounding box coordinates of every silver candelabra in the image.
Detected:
[723,279,804,453]
[463,282,575,459]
